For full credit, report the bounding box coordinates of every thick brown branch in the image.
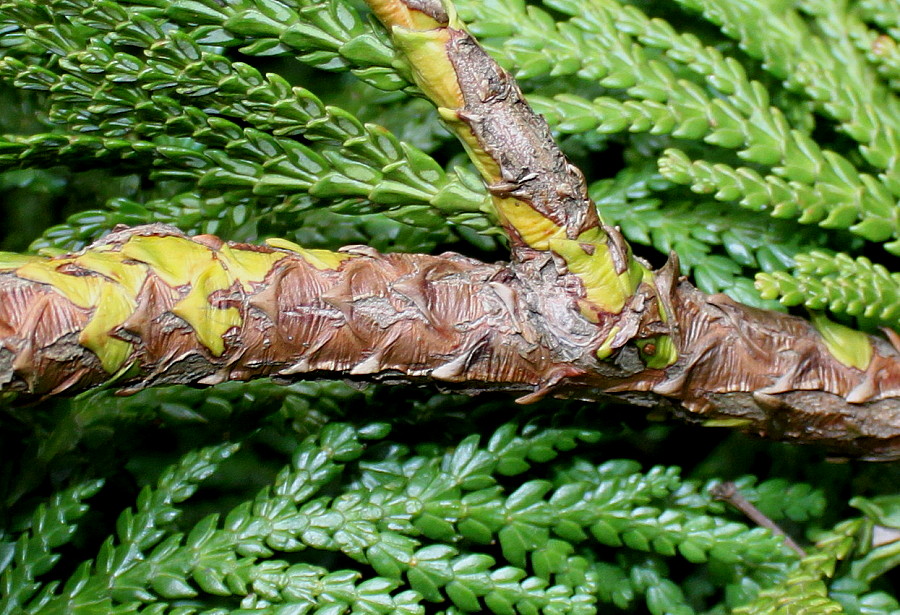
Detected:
[578,277,900,461]
[355,0,900,459]
[0,225,565,397]
[2,225,899,460]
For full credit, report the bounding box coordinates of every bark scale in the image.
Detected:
[1,224,900,460]
[1,0,899,461]
[0,224,566,397]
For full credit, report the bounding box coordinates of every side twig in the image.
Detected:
[711,481,807,557]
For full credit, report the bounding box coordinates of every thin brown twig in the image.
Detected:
[711,481,807,557]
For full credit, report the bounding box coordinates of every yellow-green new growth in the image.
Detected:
[548,228,647,317]
[14,250,142,372]
[0,253,41,269]
[4,234,351,371]
[810,312,874,371]
[264,238,354,271]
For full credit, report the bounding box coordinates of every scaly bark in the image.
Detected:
[2,223,900,459]
[1,0,900,460]
[0,224,568,397]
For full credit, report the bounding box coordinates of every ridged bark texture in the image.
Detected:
[2,224,900,460]
[1,0,898,462]
[0,224,566,397]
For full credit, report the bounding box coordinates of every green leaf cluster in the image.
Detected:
[2,0,900,613]
[0,417,848,613]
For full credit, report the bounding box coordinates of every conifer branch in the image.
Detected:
[0,0,492,238]
[2,414,893,612]
[5,0,900,611]
[657,147,896,249]
[671,0,900,185]
[1,0,900,461]
[456,0,898,252]
[732,518,864,614]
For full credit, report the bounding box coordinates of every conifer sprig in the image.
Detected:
[0,0,493,248]
[671,0,900,180]
[17,444,239,613]
[459,0,897,254]
[0,479,104,615]
[733,519,864,615]
[33,0,406,90]
[2,422,816,614]
[456,0,900,322]
[757,251,900,329]
[858,0,900,36]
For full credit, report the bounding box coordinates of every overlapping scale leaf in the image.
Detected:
[92,0,408,90]
[732,519,864,615]
[0,8,495,245]
[756,251,900,328]
[0,479,104,615]
[670,0,900,192]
